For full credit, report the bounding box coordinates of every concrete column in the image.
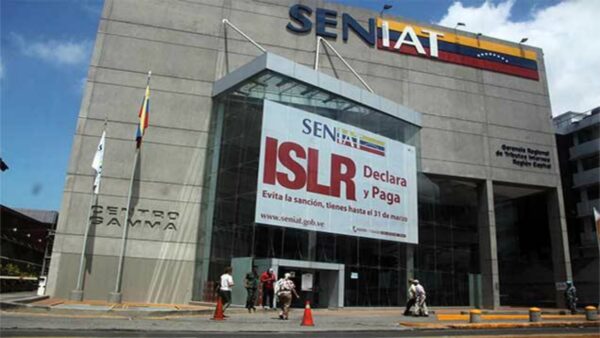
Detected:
[547,188,573,308]
[193,102,225,301]
[406,244,415,280]
[405,244,414,303]
[478,180,500,309]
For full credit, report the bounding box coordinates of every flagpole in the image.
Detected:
[70,118,107,301]
[109,71,151,304]
[69,191,98,301]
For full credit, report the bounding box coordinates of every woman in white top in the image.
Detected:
[219,266,234,312]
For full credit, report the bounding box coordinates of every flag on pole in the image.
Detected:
[92,130,106,194]
[136,84,150,148]
[593,207,600,240]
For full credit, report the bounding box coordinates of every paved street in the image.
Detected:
[1,308,413,332]
[1,327,599,337]
[1,306,598,337]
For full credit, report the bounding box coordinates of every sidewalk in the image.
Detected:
[1,295,598,333]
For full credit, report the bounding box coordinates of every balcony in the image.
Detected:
[576,199,600,218]
[573,168,600,188]
[569,139,600,161]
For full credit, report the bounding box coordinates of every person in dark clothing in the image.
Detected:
[245,266,259,313]
[403,279,417,316]
[565,281,577,314]
[260,268,276,309]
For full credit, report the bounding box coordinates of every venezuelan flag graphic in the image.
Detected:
[337,129,359,148]
[336,129,385,156]
[359,135,386,156]
[136,85,150,148]
[377,19,539,81]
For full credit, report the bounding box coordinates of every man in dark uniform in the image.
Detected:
[245,266,259,312]
[565,281,577,314]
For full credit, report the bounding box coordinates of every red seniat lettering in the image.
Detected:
[307,148,329,195]
[263,139,357,201]
[263,137,278,184]
[331,154,356,200]
[277,141,306,190]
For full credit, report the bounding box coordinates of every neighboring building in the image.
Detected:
[0,205,58,292]
[48,0,570,308]
[554,107,600,305]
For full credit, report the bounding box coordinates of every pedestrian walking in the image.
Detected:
[403,278,417,316]
[276,273,299,320]
[260,268,277,309]
[565,280,577,314]
[413,279,429,317]
[219,266,234,314]
[245,265,259,313]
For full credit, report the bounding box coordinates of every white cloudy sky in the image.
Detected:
[437,0,599,116]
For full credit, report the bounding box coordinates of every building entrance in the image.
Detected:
[247,258,344,308]
[276,267,341,308]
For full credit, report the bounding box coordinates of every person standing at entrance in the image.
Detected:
[276,273,299,320]
[219,267,234,314]
[565,281,578,314]
[245,266,259,312]
[403,279,417,316]
[413,280,429,317]
[260,268,276,309]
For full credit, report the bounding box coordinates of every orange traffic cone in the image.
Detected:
[212,297,225,320]
[300,300,314,326]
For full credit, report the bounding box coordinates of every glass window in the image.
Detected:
[586,185,599,200]
[415,174,482,306]
[494,185,555,307]
[204,70,422,306]
[577,125,599,143]
[581,154,599,171]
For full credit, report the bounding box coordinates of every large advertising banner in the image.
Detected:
[255,100,418,243]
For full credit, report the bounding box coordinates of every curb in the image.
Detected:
[0,295,50,310]
[458,309,599,315]
[1,305,215,318]
[400,320,600,330]
[1,299,215,318]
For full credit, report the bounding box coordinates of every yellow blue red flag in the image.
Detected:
[136,85,150,148]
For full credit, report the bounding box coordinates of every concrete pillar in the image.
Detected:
[478,180,500,309]
[403,245,415,304]
[547,188,573,308]
[193,102,225,301]
[308,231,317,261]
[406,245,415,280]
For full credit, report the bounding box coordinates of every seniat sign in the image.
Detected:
[287,4,539,80]
[255,101,418,243]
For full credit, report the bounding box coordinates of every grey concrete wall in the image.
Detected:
[48,0,566,304]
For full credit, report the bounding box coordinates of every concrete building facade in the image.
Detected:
[47,0,571,308]
[554,107,600,305]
